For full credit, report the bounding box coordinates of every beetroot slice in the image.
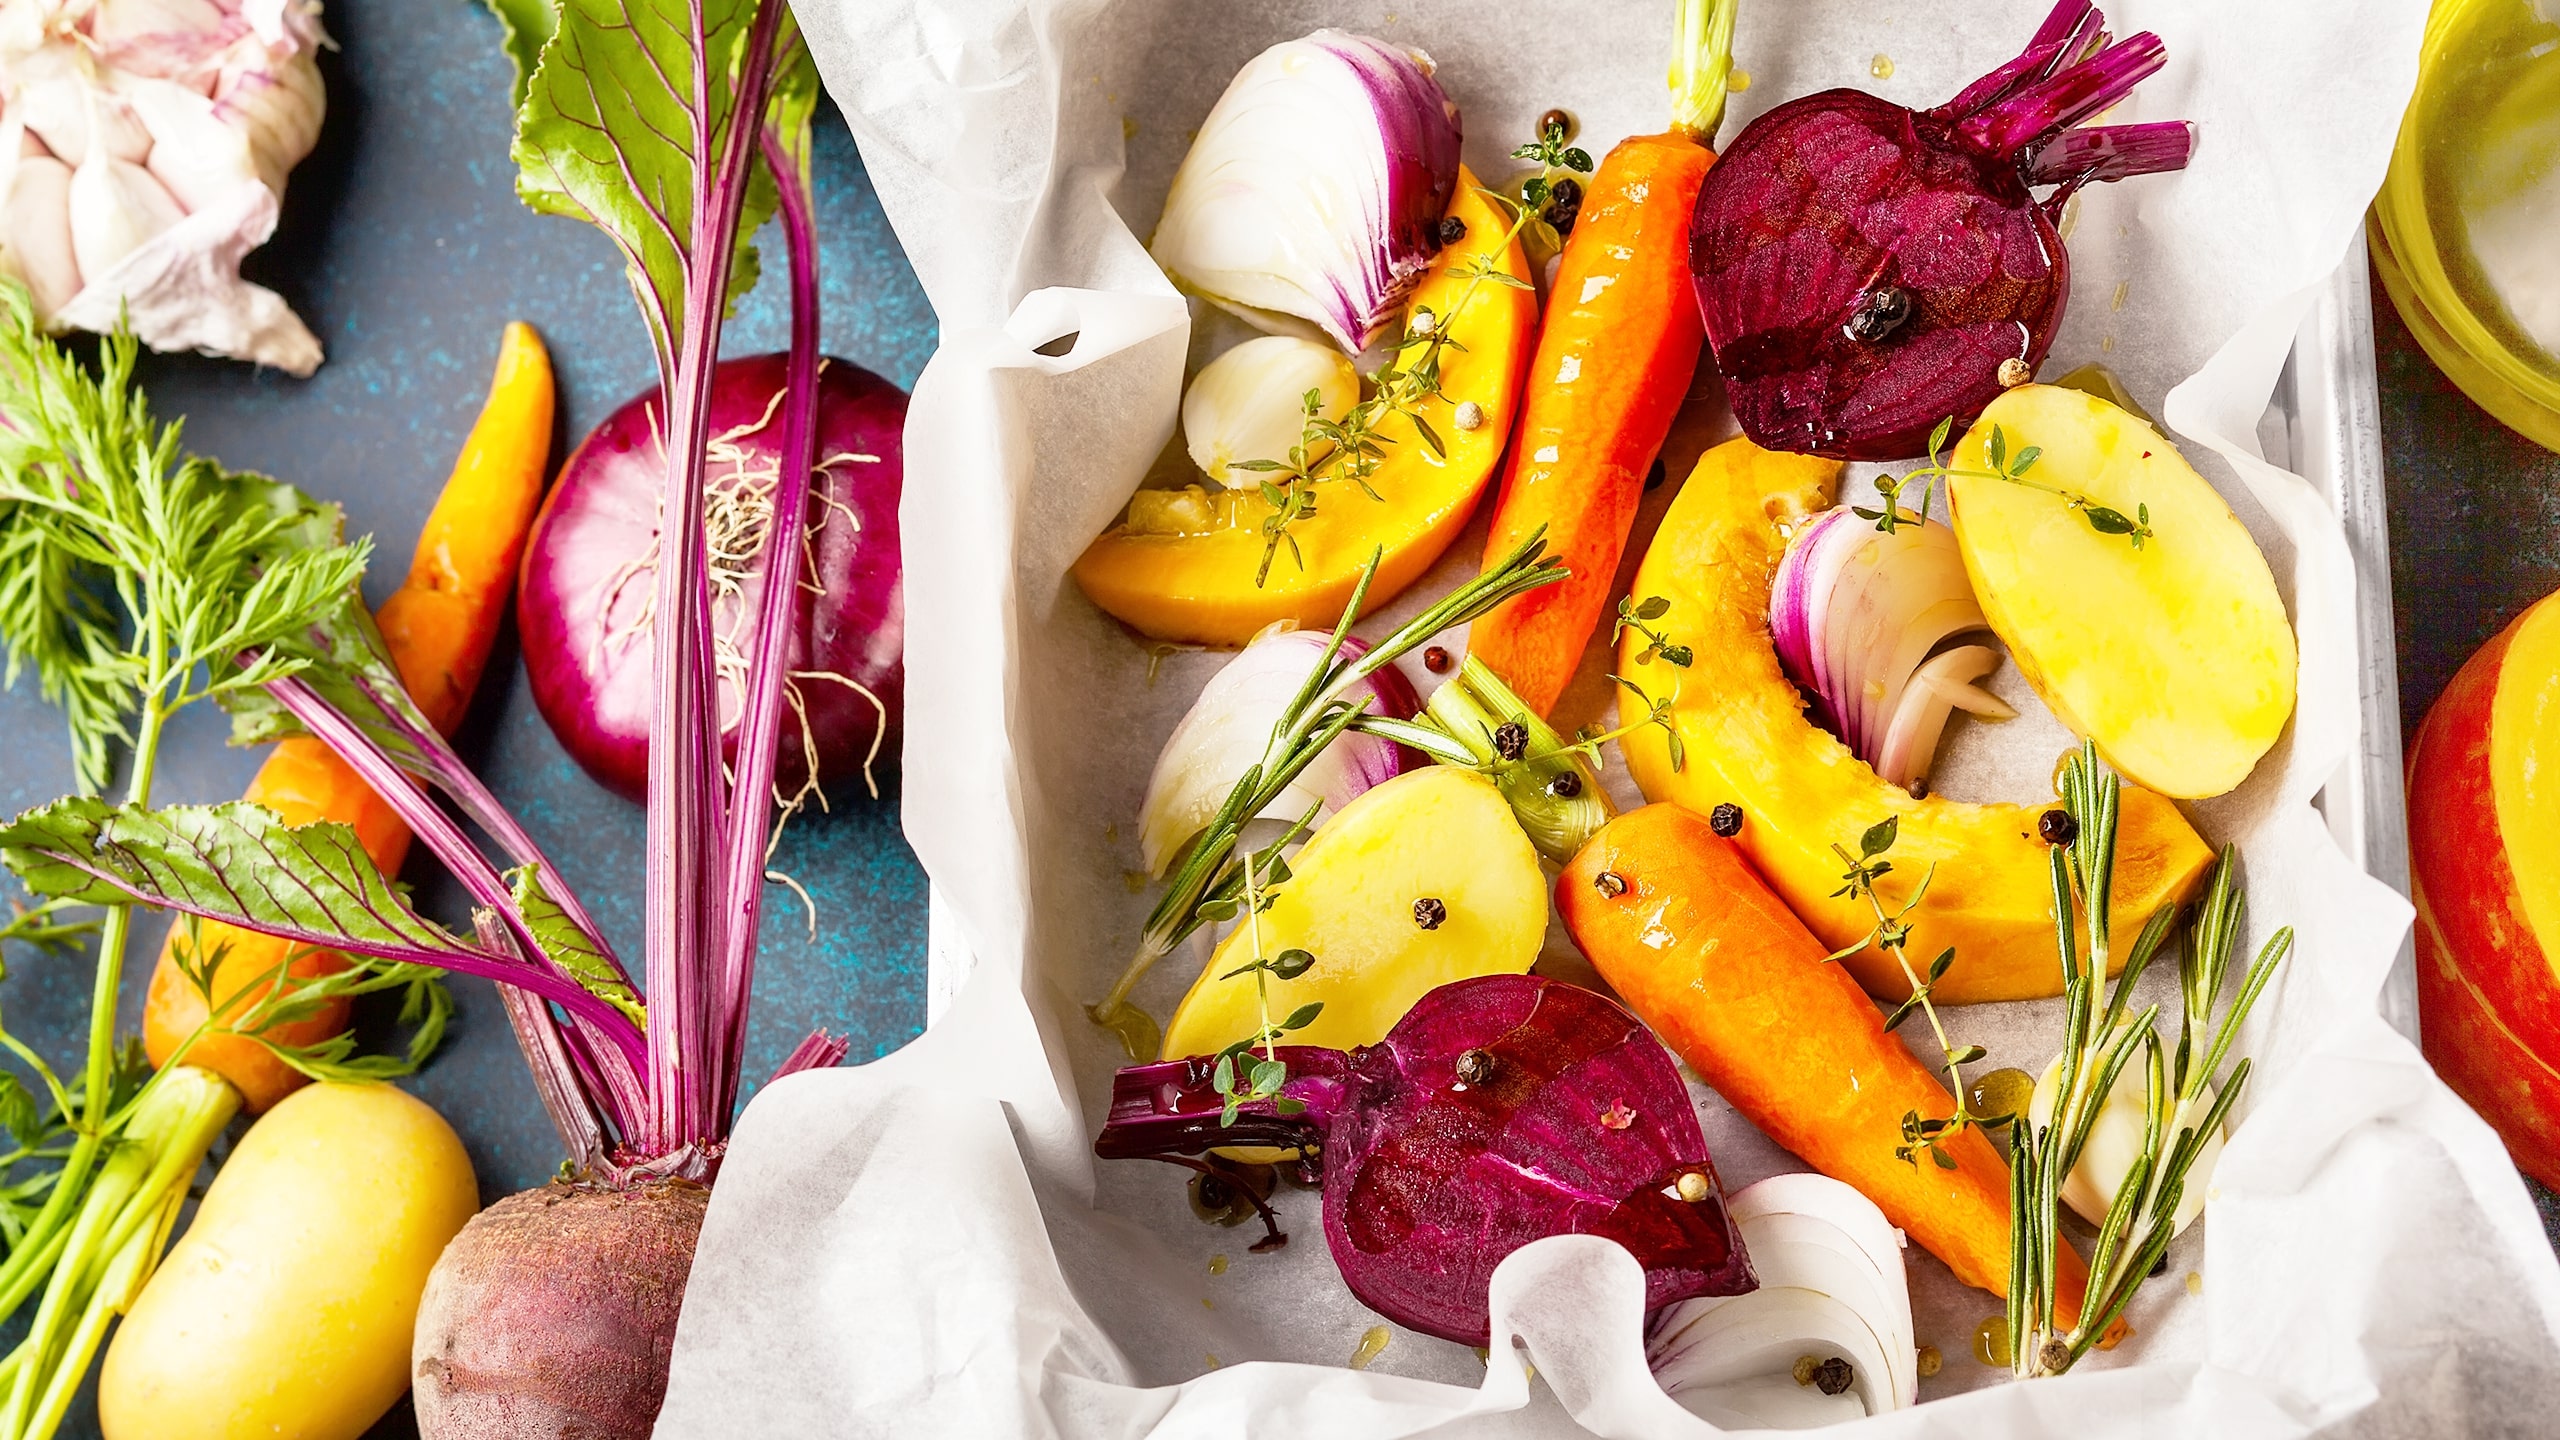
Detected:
[1096,974,1754,1346]
[1689,0,2192,460]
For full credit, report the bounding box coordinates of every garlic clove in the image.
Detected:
[67,147,187,283]
[122,76,259,212]
[1181,335,1358,487]
[0,154,82,318]
[212,38,325,194]
[2028,1034,2225,1236]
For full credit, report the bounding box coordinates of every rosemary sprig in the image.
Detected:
[1230,124,1579,587]
[2008,742,2291,1378]
[1865,418,2153,550]
[1089,534,1568,1052]
[1825,816,1998,1169]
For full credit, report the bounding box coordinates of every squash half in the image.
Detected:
[1618,437,2214,1004]
[1073,171,1537,646]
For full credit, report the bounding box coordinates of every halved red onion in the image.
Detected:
[1137,625,1421,875]
[1767,510,2013,789]
[1150,30,1462,354]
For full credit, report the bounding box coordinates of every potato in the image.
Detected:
[100,1081,479,1440]
[1949,385,2296,799]
[1160,766,1547,1058]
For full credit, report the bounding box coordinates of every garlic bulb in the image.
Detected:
[0,0,327,373]
[1182,335,1358,486]
[2028,1029,2226,1235]
[1151,30,1462,354]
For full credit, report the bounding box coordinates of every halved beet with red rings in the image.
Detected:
[1097,974,1755,1345]
[1689,0,2194,460]
[517,354,905,803]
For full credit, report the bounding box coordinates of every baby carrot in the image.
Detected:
[1559,802,2106,1332]
[142,322,556,1110]
[1467,0,1736,717]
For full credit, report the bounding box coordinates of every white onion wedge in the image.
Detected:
[1135,624,1420,876]
[1874,645,2016,791]
[1649,1173,1917,1427]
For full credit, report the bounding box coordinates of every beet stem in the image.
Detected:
[1935,0,2104,121]
[709,127,826,1123]
[1092,1052,1349,1162]
[2028,121,2195,189]
[1959,29,2169,160]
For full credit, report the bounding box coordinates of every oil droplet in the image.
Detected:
[1208,1254,1229,1276]
[1729,68,1753,93]
[1870,53,1896,80]
[1122,869,1149,893]
[1090,1002,1161,1062]
[1205,1353,1221,1369]
[1916,1343,1943,1378]
[2101,333,2118,353]
[2110,280,2130,312]
[2051,363,2153,423]
[2185,1270,2204,1296]
[1971,1315,2014,1368]
[1121,116,1138,143]
[1350,1325,1392,1371]
[1968,1067,2036,1126]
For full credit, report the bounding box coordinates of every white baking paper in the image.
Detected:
[656,2,2560,1435]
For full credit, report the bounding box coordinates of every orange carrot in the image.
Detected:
[1469,131,1715,716]
[143,322,556,1110]
[1559,802,2105,1331]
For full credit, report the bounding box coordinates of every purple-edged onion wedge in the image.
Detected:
[1150,30,1463,354]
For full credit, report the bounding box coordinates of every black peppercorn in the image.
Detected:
[1709,802,1743,837]
[1845,285,1913,342]
[1492,721,1529,761]
[1413,896,1447,930]
[1538,108,1574,141]
[1547,771,1582,799]
[1593,870,1628,898]
[2038,808,2078,846]
[1437,214,1468,247]
[1456,1047,1496,1085]
[1423,645,1453,674]
[1543,177,1583,235]
[1811,1357,1854,1397]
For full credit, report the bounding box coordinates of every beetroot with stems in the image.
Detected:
[1688,0,2193,460]
[1097,974,1755,1345]
[412,1181,709,1438]
[519,352,906,804]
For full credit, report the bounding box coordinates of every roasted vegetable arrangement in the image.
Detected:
[1076,0,2304,1422]
[0,0,2322,1431]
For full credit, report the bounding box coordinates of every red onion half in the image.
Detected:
[1689,1,2193,459]
[518,354,905,804]
[1097,974,1756,1346]
[1768,509,2013,791]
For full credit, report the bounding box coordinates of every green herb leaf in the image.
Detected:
[1279,1001,1322,1031]
[1271,949,1315,980]
[507,864,645,1024]
[1861,816,1900,859]
[511,0,817,361]
[0,797,511,973]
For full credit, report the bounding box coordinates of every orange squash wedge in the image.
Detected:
[1073,170,1537,646]
[1617,436,2215,1004]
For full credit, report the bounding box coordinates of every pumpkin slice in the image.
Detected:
[1074,172,1537,646]
[1618,437,2213,1005]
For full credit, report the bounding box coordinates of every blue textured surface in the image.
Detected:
[0,0,935,1430]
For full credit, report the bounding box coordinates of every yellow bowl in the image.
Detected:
[2370,0,2560,452]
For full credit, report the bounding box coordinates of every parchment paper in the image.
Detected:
[656,2,2560,1435]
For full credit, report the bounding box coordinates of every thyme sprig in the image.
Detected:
[2008,742,2291,1378]
[1202,823,1323,1126]
[1825,816,1999,1169]
[1230,123,1577,587]
[1089,534,1568,1052]
[1866,419,2154,550]
[1613,594,1695,668]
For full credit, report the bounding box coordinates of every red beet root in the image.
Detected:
[1097,974,1754,1345]
[411,1179,709,1440]
[1688,0,2192,460]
